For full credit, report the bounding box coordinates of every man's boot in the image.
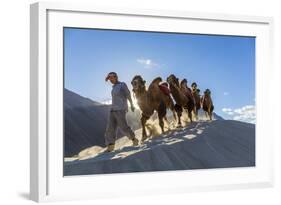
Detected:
[105,144,115,152]
[132,137,139,146]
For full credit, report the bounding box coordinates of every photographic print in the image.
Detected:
[63,28,255,176]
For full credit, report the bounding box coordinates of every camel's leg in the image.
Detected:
[172,111,177,122]
[177,112,182,127]
[141,114,149,141]
[193,107,197,121]
[171,105,177,122]
[187,100,194,123]
[208,107,212,121]
[205,111,208,119]
[159,117,165,133]
[209,112,213,121]
[158,101,166,133]
[188,110,193,123]
[174,104,183,127]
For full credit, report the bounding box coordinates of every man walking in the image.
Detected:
[104,72,139,152]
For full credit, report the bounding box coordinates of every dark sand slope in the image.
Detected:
[64,88,142,156]
[64,120,255,176]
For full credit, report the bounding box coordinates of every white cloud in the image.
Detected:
[222,108,232,112]
[137,58,158,68]
[222,105,256,124]
[223,92,229,96]
[222,108,234,115]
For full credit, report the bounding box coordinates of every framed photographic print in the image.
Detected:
[30,2,274,202]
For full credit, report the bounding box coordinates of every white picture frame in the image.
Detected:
[30,1,274,202]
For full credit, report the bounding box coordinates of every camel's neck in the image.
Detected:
[148,80,161,92]
[134,89,147,99]
[169,83,183,103]
[192,90,199,98]
[169,83,178,92]
[134,89,148,107]
[134,89,155,115]
[203,95,213,105]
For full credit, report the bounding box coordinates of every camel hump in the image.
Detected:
[159,83,170,96]
[151,77,162,84]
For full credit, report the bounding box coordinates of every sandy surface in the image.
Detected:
[64,120,255,176]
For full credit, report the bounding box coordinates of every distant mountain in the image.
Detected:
[213,113,224,120]
[64,89,142,157]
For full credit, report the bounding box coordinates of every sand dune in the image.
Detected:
[64,119,255,176]
[64,88,254,176]
[64,88,142,156]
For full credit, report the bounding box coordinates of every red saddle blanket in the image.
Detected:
[159,83,170,96]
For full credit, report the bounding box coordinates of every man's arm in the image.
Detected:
[122,83,135,111]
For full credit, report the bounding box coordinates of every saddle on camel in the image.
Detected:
[158,82,171,96]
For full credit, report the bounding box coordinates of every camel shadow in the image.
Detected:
[145,121,208,147]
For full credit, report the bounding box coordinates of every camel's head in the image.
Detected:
[167,74,179,87]
[180,78,188,88]
[191,82,198,92]
[191,82,197,89]
[131,75,146,93]
[204,89,211,96]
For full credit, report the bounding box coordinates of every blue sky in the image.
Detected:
[64,28,255,123]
